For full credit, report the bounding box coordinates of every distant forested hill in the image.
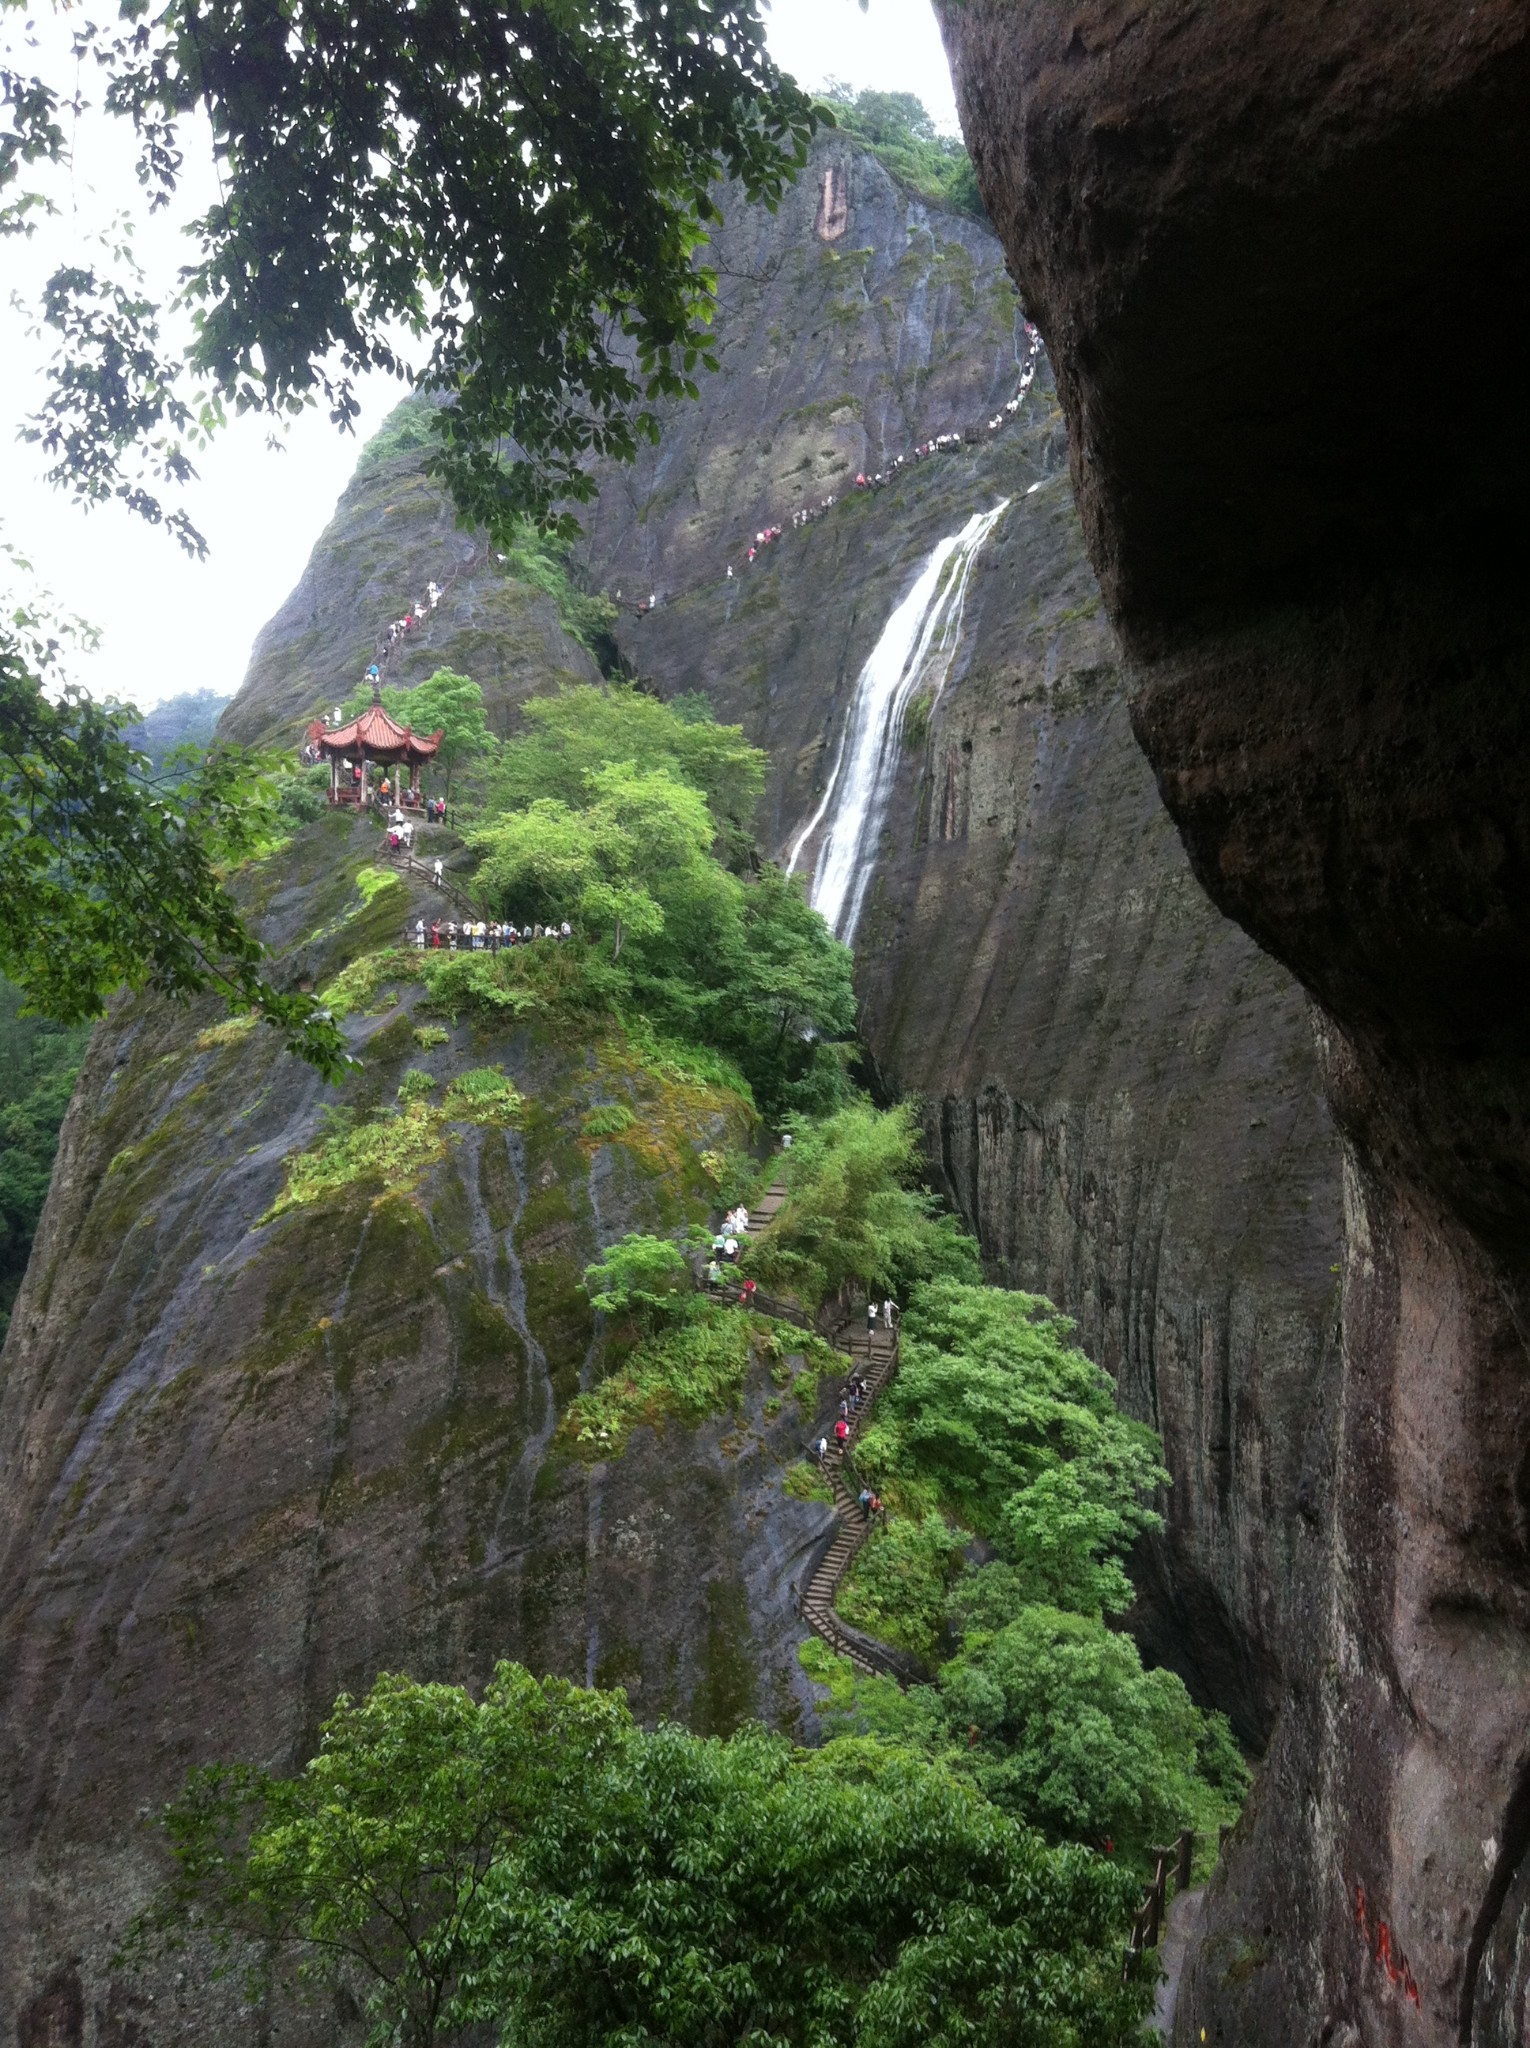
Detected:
[123,688,232,774]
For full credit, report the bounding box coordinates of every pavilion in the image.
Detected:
[318,694,443,808]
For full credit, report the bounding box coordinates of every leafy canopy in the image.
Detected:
[489,683,765,847]
[934,1606,1250,1857]
[133,1662,1154,2048]
[5,0,822,550]
[468,687,854,1115]
[804,1275,1247,1864]
[0,625,348,1077]
[854,1279,1168,1612]
[581,1231,693,1325]
[744,1099,981,1310]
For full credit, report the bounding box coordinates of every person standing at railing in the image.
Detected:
[414,918,425,950]
[433,858,444,888]
[867,1299,879,1342]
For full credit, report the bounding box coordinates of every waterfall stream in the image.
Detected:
[785,501,1010,942]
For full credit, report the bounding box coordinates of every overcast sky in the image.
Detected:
[0,0,960,713]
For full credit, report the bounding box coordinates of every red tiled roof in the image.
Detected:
[319,704,443,761]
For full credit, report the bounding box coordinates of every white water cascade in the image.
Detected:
[786,499,1010,942]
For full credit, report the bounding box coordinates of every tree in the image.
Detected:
[744,1100,981,1309]
[490,685,766,850]
[4,0,821,550]
[0,625,349,1078]
[470,766,720,962]
[582,1233,693,1327]
[853,1280,1168,1559]
[131,1667,631,2048]
[933,1608,1249,1860]
[135,1663,1154,2048]
[346,669,495,801]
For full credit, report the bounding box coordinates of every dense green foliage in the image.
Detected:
[469,687,854,1115]
[136,1664,1153,2048]
[819,87,984,219]
[487,684,765,850]
[743,1099,981,1309]
[581,1231,692,1325]
[6,0,821,549]
[0,632,348,1077]
[804,1280,1248,1865]
[0,979,90,1339]
[856,1282,1168,1612]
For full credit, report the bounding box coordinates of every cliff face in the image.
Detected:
[933,3,1530,2041]
[2,128,1348,2046]
[0,485,832,2043]
[585,138,1340,1749]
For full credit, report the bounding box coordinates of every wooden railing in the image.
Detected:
[1122,1828,1205,1980]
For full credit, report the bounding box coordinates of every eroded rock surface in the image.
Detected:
[0,637,829,2043]
[4,127,1348,2046]
[593,139,1340,1750]
[936,3,1530,2040]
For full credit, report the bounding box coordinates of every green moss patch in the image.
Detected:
[581,1101,636,1140]
[563,1303,781,1458]
[264,1068,524,1220]
[783,1461,834,1505]
[194,1013,259,1051]
[322,947,421,1020]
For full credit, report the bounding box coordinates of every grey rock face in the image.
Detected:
[589,141,1341,1750]
[933,2,1530,2040]
[2,128,1345,2047]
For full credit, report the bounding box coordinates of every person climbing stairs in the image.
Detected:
[797,1308,907,1680]
[711,1176,911,1680]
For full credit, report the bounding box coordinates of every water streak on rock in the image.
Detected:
[786,500,1009,940]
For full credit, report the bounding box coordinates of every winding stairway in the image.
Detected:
[737,1186,919,1685]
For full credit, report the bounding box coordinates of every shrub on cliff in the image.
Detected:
[581,1232,693,1327]
[743,1099,980,1309]
[132,1663,1153,2048]
[469,690,854,1114]
[853,1280,1168,1615]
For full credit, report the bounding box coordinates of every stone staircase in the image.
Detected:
[735,1183,917,1683]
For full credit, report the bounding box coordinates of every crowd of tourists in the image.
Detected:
[850,328,1043,495]
[705,1203,751,1278]
[412,916,572,951]
[744,325,1044,567]
[378,579,444,662]
[625,325,1046,613]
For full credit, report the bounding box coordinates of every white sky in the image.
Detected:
[0,0,959,712]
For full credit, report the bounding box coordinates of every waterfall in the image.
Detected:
[786,500,1009,942]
